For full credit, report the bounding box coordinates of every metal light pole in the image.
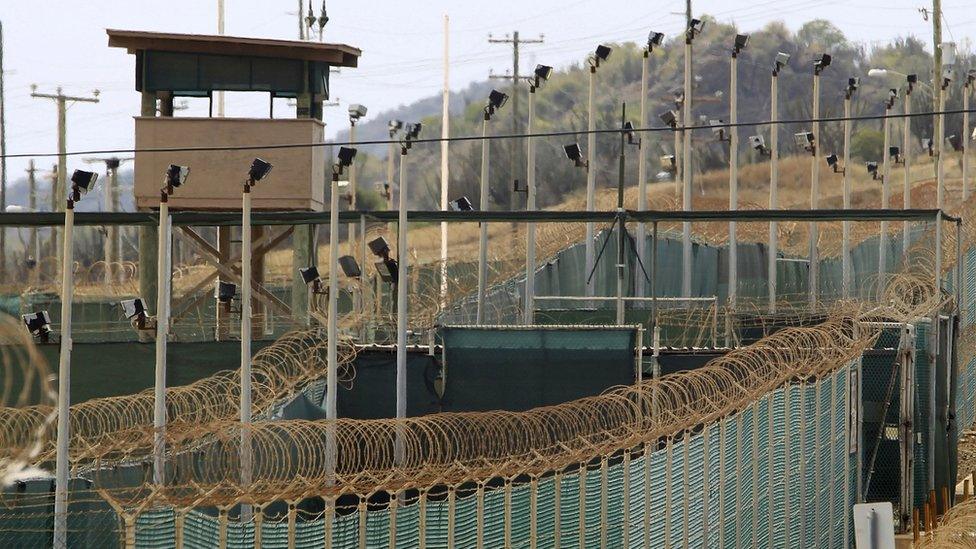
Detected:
[636,46,651,298]
[53,171,96,549]
[728,34,747,308]
[902,74,915,252]
[477,91,506,323]
[964,72,973,201]
[682,21,701,298]
[880,90,895,284]
[524,73,541,324]
[841,81,855,299]
[152,171,178,485]
[809,55,829,306]
[937,43,954,211]
[585,56,598,299]
[395,139,411,463]
[769,53,788,313]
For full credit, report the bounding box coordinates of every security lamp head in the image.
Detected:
[814,53,831,73]
[348,104,367,121]
[947,135,962,152]
[688,18,705,38]
[336,146,358,168]
[794,131,814,147]
[647,31,665,50]
[594,44,613,62]
[164,165,189,191]
[659,110,678,128]
[907,73,918,84]
[866,161,879,174]
[847,77,859,93]
[388,119,404,136]
[826,153,839,167]
[622,121,638,144]
[449,196,474,211]
[338,256,362,278]
[942,66,954,86]
[533,64,553,86]
[487,89,509,111]
[368,236,391,258]
[22,311,51,339]
[70,170,98,197]
[406,122,423,139]
[215,281,237,303]
[733,34,749,53]
[248,158,273,182]
[774,52,791,72]
[748,135,766,150]
[120,298,147,320]
[564,143,583,162]
[922,137,934,155]
[299,266,320,285]
[889,146,900,156]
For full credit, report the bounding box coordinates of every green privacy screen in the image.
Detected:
[440,326,637,412]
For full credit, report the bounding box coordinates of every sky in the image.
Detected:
[1,0,974,195]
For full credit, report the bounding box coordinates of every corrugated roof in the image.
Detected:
[106,29,360,66]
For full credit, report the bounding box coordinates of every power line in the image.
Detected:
[1,107,972,160]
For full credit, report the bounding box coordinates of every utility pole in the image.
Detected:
[30,85,100,277]
[217,0,225,116]
[0,20,7,280]
[488,31,543,211]
[26,161,38,286]
[84,157,133,284]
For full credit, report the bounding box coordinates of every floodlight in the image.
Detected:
[406,122,422,139]
[375,258,399,283]
[733,34,749,54]
[70,170,98,196]
[794,131,815,153]
[826,153,844,173]
[622,121,639,145]
[120,298,148,320]
[659,110,678,128]
[942,42,957,66]
[890,146,903,164]
[748,135,770,156]
[947,134,962,152]
[486,89,509,118]
[564,143,587,168]
[299,266,321,286]
[774,52,791,74]
[368,236,391,258]
[248,158,273,182]
[688,18,705,38]
[449,196,474,211]
[660,154,676,171]
[336,146,358,168]
[215,281,237,303]
[672,90,684,108]
[647,31,665,51]
[886,88,898,108]
[866,161,880,180]
[338,256,362,278]
[164,165,189,194]
[388,119,404,137]
[348,104,367,121]
[594,44,612,62]
[22,311,51,342]
[709,119,727,141]
[533,64,553,87]
[922,137,934,156]
[846,77,859,94]
[814,53,831,74]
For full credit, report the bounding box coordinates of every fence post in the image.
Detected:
[718,418,727,549]
[175,509,186,549]
[447,487,456,549]
[899,325,915,533]
[752,400,760,546]
[419,489,428,549]
[622,452,631,548]
[529,477,538,549]
[218,507,228,549]
[554,471,562,547]
[702,423,711,546]
[357,499,367,549]
[665,437,673,548]
[814,381,823,545]
[799,384,807,546]
[476,482,485,549]
[389,493,398,548]
[643,442,652,549]
[682,430,691,548]
[324,497,334,549]
[600,456,609,549]
[254,505,263,549]
[288,502,298,549]
[783,383,792,549]
[579,463,587,548]
[505,479,513,548]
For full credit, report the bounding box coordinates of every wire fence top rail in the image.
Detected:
[0,208,956,227]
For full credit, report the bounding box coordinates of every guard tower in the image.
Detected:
[108,30,361,334]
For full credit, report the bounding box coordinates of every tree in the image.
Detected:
[851,128,884,161]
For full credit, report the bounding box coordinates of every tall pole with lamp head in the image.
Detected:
[477,91,507,323]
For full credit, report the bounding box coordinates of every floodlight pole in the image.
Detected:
[903,81,913,253]
[674,111,682,200]
[395,144,409,463]
[616,104,627,325]
[880,96,893,286]
[937,78,948,210]
[841,88,853,299]
[681,30,694,298]
[768,65,781,313]
[348,121,358,257]
[52,193,76,549]
[964,78,971,201]
[326,168,340,480]
[524,83,538,324]
[635,48,650,298]
[239,178,254,520]
[809,67,823,307]
[585,63,597,299]
[152,188,173,485]
[728,47,740,308]
[476,115,490,323]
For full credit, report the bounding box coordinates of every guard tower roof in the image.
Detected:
[107,29,360,66]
